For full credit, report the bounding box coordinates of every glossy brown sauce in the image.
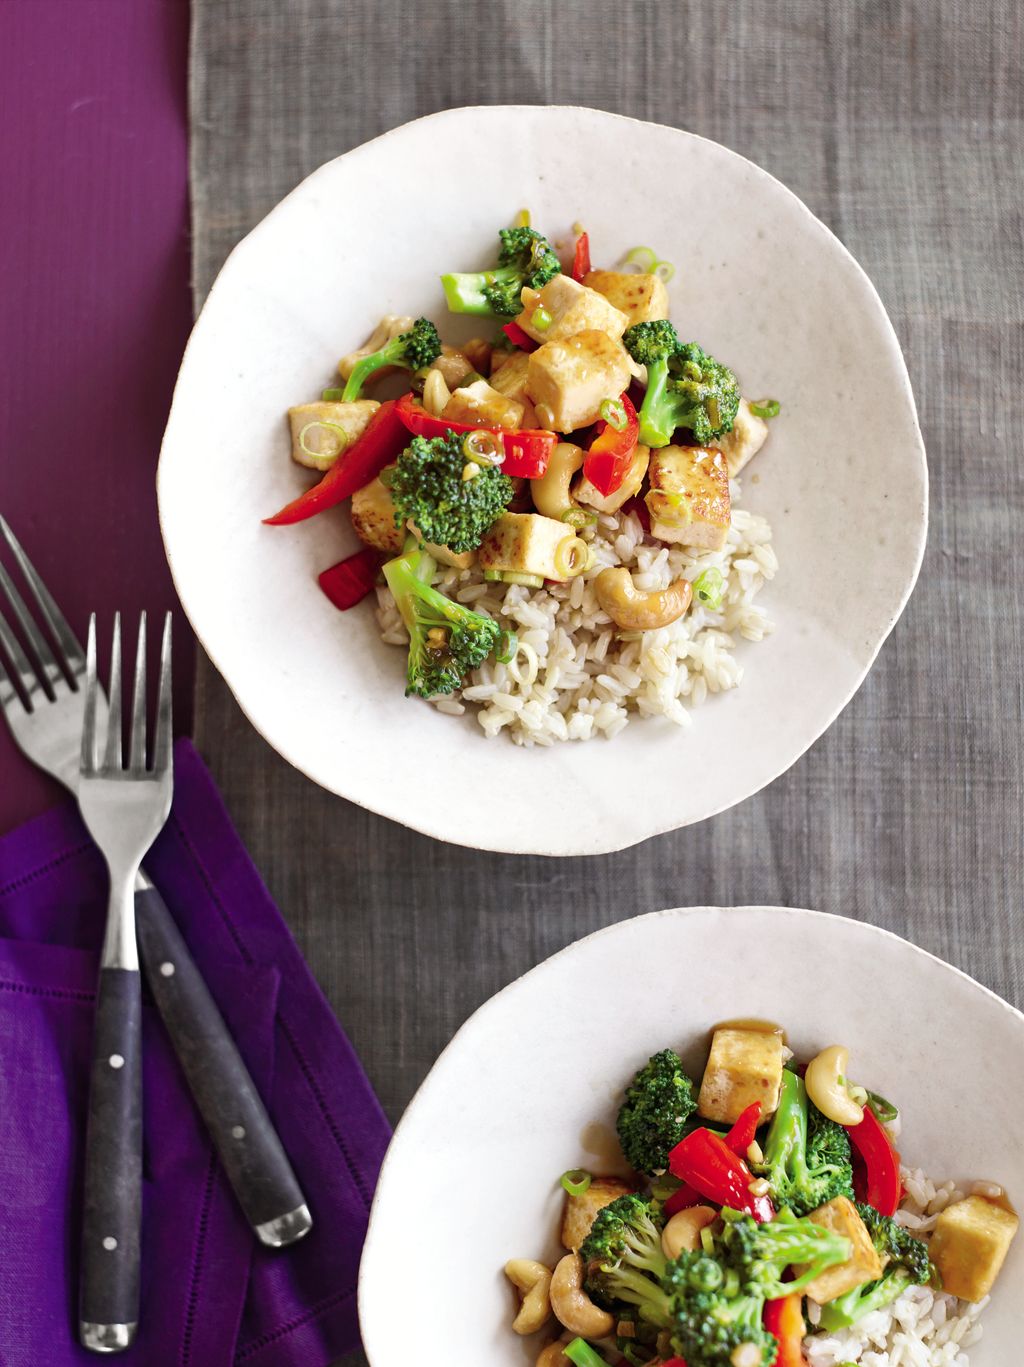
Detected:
[712,1017,787,1042]
[978,1189,1017,1218]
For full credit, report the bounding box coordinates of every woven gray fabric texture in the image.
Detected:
[190,9,1022,1357]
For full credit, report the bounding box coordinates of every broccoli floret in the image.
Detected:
[386,430,514,553]
[581,1195,671,1325]
[441,226,562,318]
[616,1049,698,1176]
[819,1203,931,1330]
[664,1251,777,1367]
[754,1068,854,1216]
[341,317,441,400]
[382,543,514,697]
[718,1206,852,1300]
[623,321,740,448]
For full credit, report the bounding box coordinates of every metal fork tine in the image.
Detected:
[103,614,123,771]
[0,515,86,677]
[152,614,173,775]
[0,558,61,699]
[0,604,37,711]
[0,651,25,714]
[129,613,148,773]
[81,615,99,775]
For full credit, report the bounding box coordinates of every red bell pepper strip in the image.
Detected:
[663,1182,704,1217]
[571,230,591,282]
[764,1293,807,1367]
[501,320,538,352]
[669,1127,775,1223]
[264,399,408,526]
[317,548,381,611]
[395,392,556,479]
[724,1102,762,1159]
[662,1360,688,1367]
[582,392,639,497]
[847,1104,901,1216]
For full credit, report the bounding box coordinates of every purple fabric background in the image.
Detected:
[0,741,389,1367]
[0,0,194,832]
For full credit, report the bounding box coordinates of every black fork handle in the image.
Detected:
[134,878,311,1245]
[80,967,142,1350]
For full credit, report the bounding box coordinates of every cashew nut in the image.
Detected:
[536,1335,573,1367]
[530,442,585,520]
[661,1205,717,1260]
[422,368,452,418]
[594,567,693,632]
[428,344,476,389]
[805,1045,865,1126]
[504,1258,553,1335]
[549,1253,615,1338]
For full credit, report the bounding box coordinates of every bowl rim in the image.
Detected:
[357,904,1022,1355]
[158,106,929,856]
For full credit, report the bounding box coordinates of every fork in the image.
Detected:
[0,519,311,1254]
[77,612,172,1351]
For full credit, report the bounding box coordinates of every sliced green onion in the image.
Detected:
[532,305,553,331]
[599,397,627,431]
[653,259,676,282]
[866,1089,899,1124]
[564,1339,609,1367]
[693,566,725,609]
[462,429,505,466]
[483,569,545,587]
[495,628,519,664]
[513,207,531,228]
[561,507,598,529]
[454,370,485,389]
[700,1225,716,1253]
[706,396,721,430]
[321,387,347,401]
[622,245,658,272]
[297,421,349,461]
[554,535,589,579]
[560,1168,592,1197]
[750,397,781,420]
[649,1172,683,1202]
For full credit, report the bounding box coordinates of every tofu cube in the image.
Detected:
[931,1196,1019,1301]
[337,314,413,379]
[287,400,379,471]
[442,379,524,431]
[800,1197,884,1303]
[478,512,581,581]
[489,350,532,404]
[516,275,629,344]
[526,330,632,433]
[350,473,405,554]
[698,1027,785,1123]
[561,1177,636,1251]
[583,270,670,327]
[646,445,731,551]
[710,399,769,478]
[575,446,651,514]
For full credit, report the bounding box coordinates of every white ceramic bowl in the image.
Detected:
[359,907,1024,1364]
[158,106,927,855]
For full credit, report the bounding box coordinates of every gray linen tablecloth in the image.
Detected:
[190,7,1023,1356]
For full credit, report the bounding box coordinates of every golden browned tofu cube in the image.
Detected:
[489,350,532,403]
[710,399,769,478]
[442,379,525,431]
[575,446,651,514]
[583,270,670,327]
[526,331,632,434]
[646,446,731,551]
[698,1027,785,1123]
[931,1196,1019,1301]
[287,400,379,471]
[561,1177,636,1251]
[478,512,583,582]
[800,1198,884,1303]
[350,473,404,554]
[517,275,629,344]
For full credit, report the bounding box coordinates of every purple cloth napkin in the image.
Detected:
[0,740,390,1367]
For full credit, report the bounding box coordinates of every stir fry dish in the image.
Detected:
[505,1023,1017,1367]
[267,220,781,745]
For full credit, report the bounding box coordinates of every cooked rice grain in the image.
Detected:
[375,492,774,745]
